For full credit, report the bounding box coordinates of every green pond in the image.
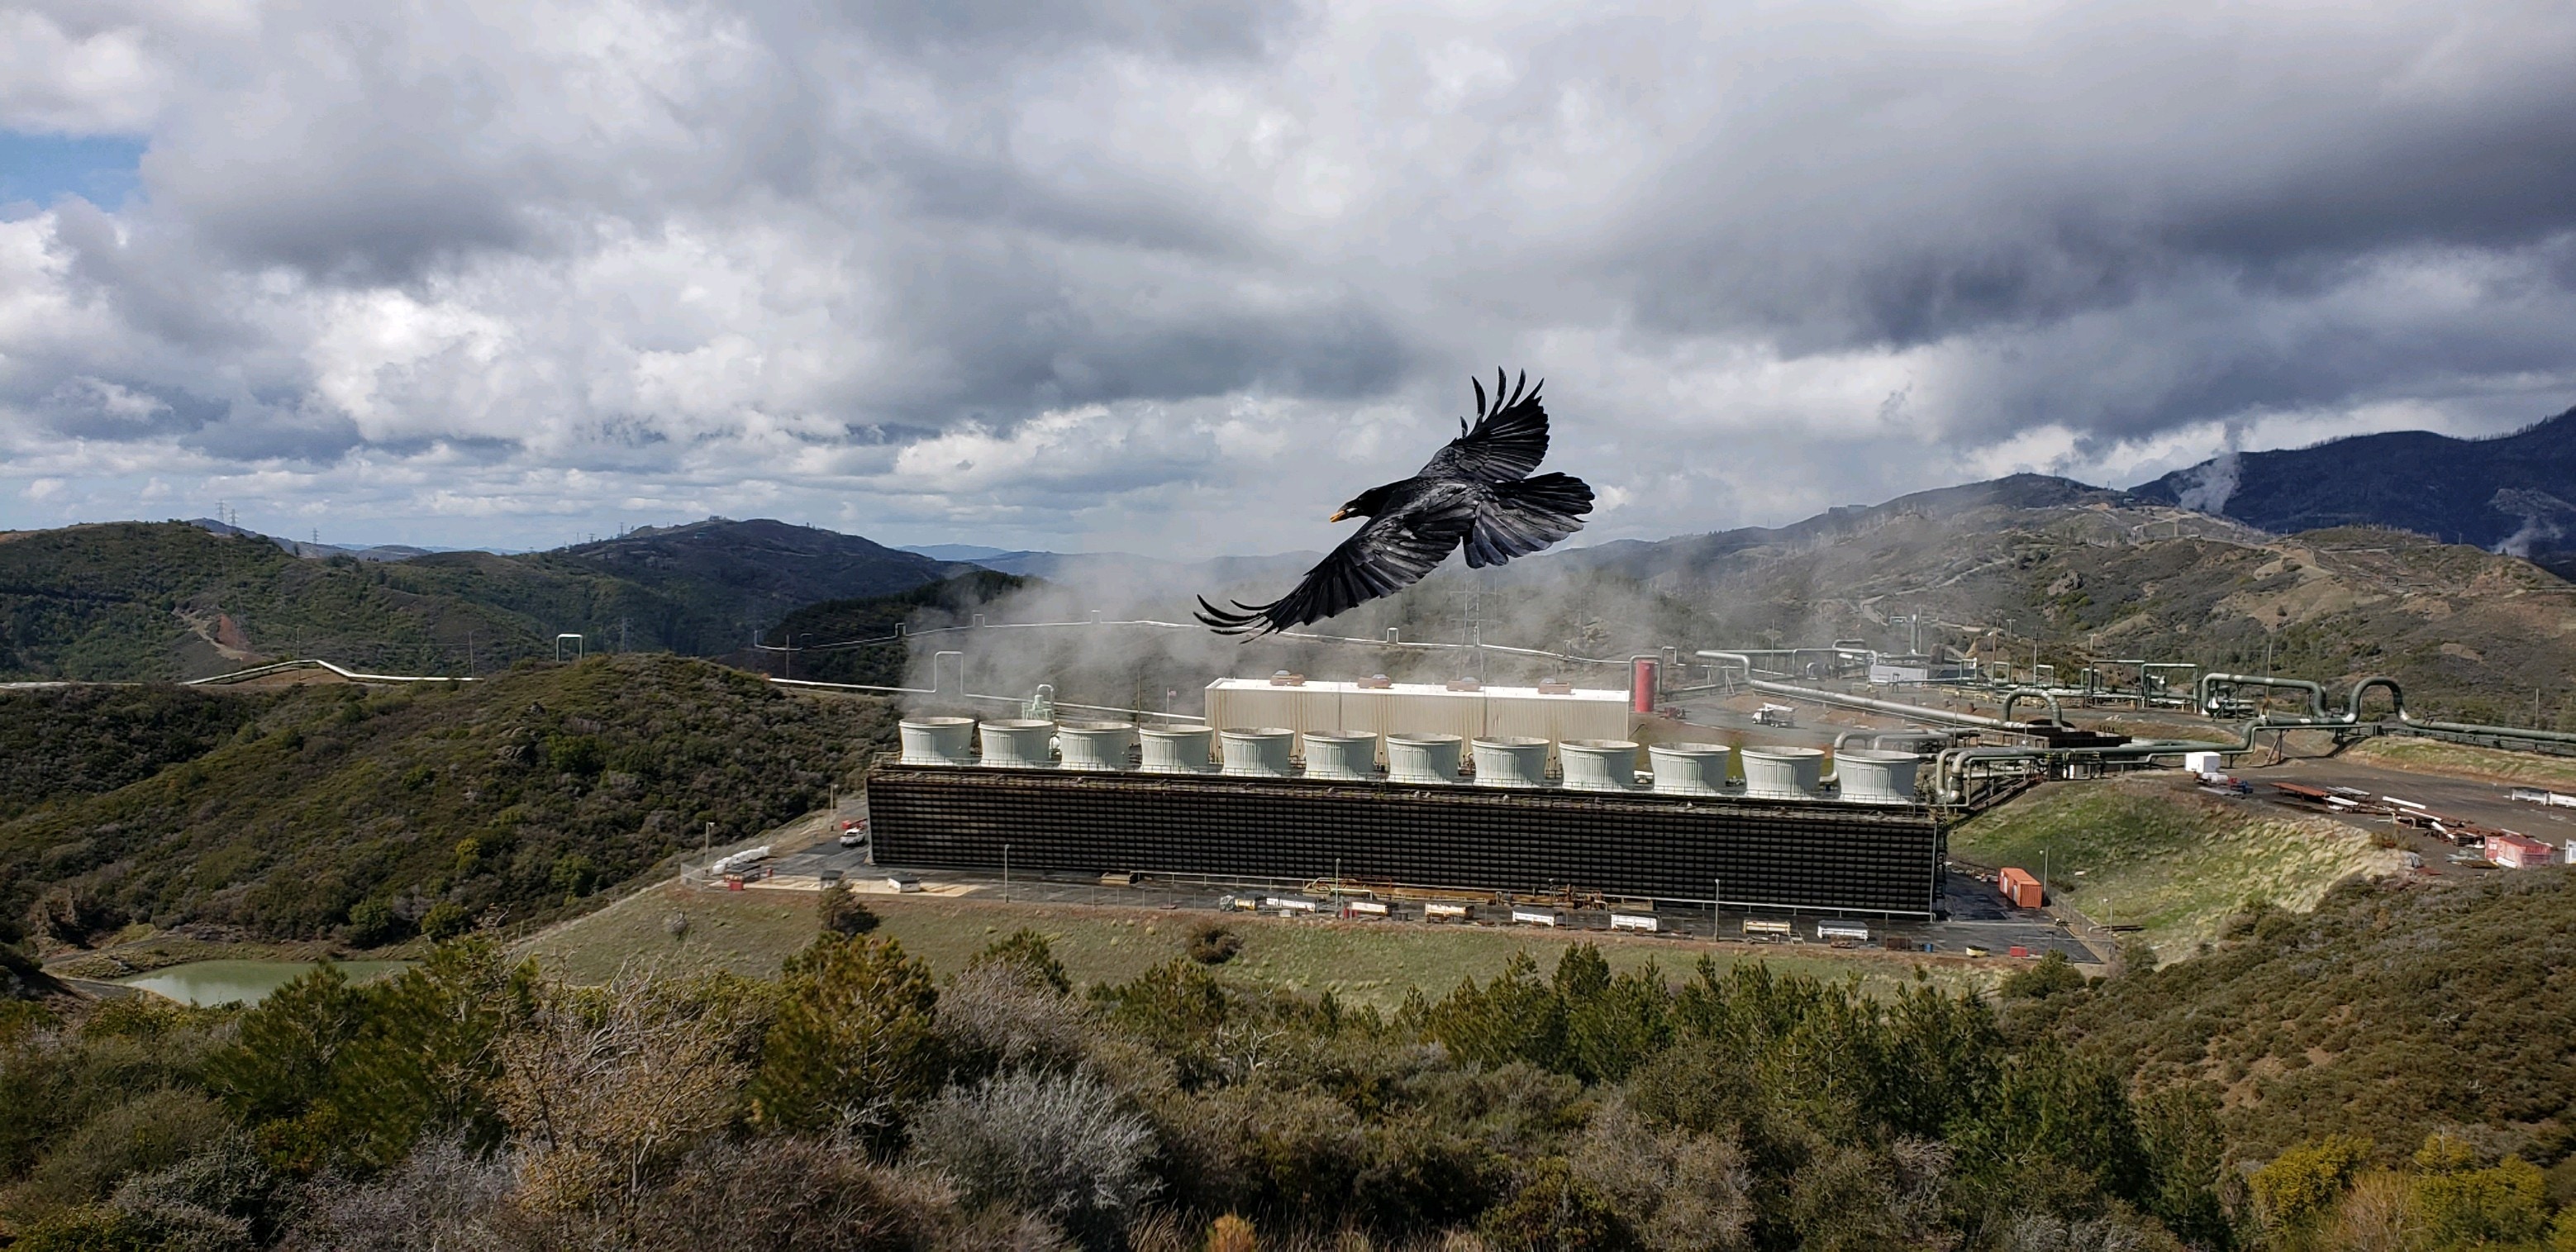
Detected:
[115,959,413,1007]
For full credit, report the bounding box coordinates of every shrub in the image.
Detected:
[2000,951,2088,1000]
[910,1069,1159,1245]
[937,961,1088,1078]
[418,901,472,941]
[750,933,942,1139]
[12,1088,236,1216]
[344,899,407,946]
[816,882,879,938]
[1186,923,1242,966]
[972,928,1073,993]
[2250,1135,2373,1231]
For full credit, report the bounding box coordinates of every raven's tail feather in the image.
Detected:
[1462,472,1595,569]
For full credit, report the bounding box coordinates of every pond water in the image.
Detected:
[114,959,414,1007]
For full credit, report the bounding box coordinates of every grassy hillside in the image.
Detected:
[2058,867,2576,1169]
[2342,735,2576,789]
[520,883,1976,1007]
[0,655,895,945]
[1950,776,2405,960]
[0,523,550,680]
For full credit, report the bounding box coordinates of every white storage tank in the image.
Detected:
[1387,733,1462,784]
[978,719,1056,769]
[1740,745,1824,799]
[1472,737,1550,789]
[898,716,975,766]
[1835,748,1921,804]
[1220,727,1298,778]
[1302,731,1378,782]
[1649,743,1733,797]
[1560,740,1641,793]
[1139,726,1216,774]
[1056,721,1136,772]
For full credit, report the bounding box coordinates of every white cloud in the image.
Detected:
[0,0,2571,553]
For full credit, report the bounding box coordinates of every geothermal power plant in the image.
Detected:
[866,669,1945,917]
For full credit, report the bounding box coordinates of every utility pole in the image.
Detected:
[702,821,714,865]
[1003,843,1011,903]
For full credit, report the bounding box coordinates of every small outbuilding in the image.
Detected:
[1998,867,2044,909]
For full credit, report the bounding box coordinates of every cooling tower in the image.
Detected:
[1560,740,1642,793]
[1219,727,1298,778]
[1302,731,1378,782]
[1472,737,1550,789]
[1139,726,1216,774]
[978,720,1056,769]
[1056,721,1136,772]
[1648,744,1733,797]
[1386,734,1463,784]
[1740,746,1825,799]
[898,716,975,766]
[1834,749,1922,804]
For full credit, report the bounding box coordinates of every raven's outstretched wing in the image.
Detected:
[1197,499,1474,637]
[1417,369,1547,483]
[1462,471,1594,569]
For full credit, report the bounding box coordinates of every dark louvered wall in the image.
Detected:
[867,767,1943,916]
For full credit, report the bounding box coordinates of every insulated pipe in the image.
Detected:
[1999,688,2065,725]
[2345,674,2576,747]
[2197,673,2328,719]
[1697,658,2019,730]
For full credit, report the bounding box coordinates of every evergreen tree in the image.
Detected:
[750,932,941,1141]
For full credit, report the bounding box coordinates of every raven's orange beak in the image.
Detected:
[1329,507,1353,521]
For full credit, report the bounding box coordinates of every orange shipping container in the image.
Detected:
[1998,867,2044,909]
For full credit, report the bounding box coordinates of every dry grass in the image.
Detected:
[1950,775,2405,961]
[2341,736,2576,790]
[517,881,1988,1009]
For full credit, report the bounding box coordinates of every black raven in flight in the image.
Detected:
[1196,369,1594,637]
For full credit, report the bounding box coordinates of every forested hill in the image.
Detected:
[0,519,973,681]
[2131,407,2576,573]
[0,655,893,945]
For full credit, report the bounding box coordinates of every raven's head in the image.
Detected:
[1329,482,1400,522]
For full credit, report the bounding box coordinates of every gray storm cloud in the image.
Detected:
[2,0,2574,550]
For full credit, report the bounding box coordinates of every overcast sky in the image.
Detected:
[4,1,2574,555]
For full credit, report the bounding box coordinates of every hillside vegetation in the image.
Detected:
[2059,869,2576,1178]
[0,519,969,682]
[1951,777,2406,960]
[756,569,1031,686]
[15,876,2576,1249]
[0,524,548,680]
[0,687,283,822]
[1,655,894,945]
[1539,476,2576,725]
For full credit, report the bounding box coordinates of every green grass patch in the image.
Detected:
[1951,776,2402,961]
[2343,735,2576,790]
[520,881,1988,1010]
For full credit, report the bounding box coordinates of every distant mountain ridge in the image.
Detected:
[0,518,974,681]
[2131,407,2576,570]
